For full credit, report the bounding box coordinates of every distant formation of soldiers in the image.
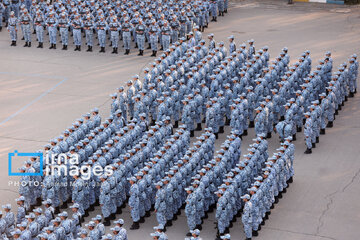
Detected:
[2,0,229,56]
[0,29,357,239]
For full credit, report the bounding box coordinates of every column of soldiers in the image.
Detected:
[17,108,101,216]
[185,130,241,237]
[239,137,295,240]
[270,52,358,154]
[97,123,184,230]
[125,127,190,230]
[155,129,215,231]
[213,134,269,239]
[3,0,229,54]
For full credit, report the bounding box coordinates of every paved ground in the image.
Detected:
[0,0,360,239]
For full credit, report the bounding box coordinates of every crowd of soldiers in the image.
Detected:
[0,26,357,239]
[1,0,229,55]
[271,52,358,154]
[0,196,130,239]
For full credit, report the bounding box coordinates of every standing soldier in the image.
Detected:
[149,19,159,57]
[72,14,83,51]
[20,9,31,47]
[129,177,140,230]
[241,194,252,240]
[136,18,146,56]
[7,11,18,46]
[46,11,57,49]
[83,15,94,52]
[72,175,85,217]
[96,15,108,53]
[34,11,44,48]
[109,16,120,54]
[122,17,132,55]
[161,21,171,51]
[99,175,111,226]
[319,93,329,135]
[170,15,180,44]
[58,13,69,50]
[304,112,313,154]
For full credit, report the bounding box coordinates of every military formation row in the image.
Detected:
[272,53,358,153]
[1,0,228,55]
[0,197,129,239]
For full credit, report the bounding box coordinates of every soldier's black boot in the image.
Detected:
[335,109,339,115]
[174,121,179,128]
[225,118,230,125]
[89,205,94,211]
[249,121,254,128]
[78,46,81,51]
[54,207,60,214]
[61,202,68,209]
[28,42,31,47]
[24,42,28,47]
[190,130,194,137]
[345,96,348,102]
[316,136,319,143]
[111,213,116,220]
[112,47,116,54]
[104,217,111,226]
[292,134,296,141]
[10,41,14,46]
[304,148,312,154]
[84,210,89,217]
[147,44,151,49]
[338,105,342,111]
[350,92,354,98]
[214,17,217,22]
[196,123,202,131]
[215,230,221,240]
[115,47,118,54]
[244,129,248,136]
[37,42,42,48]
[138,50,142,56]
[124,49,129,55]
[297,126,302,132]
[90,46,93,52]
[145,211,151,217]
[266,132,272,139]
[219,126,224,133]
[312,143,316,148]
[135,43,138,48]
[139,216,145,223]
[53,44,56,49]
[74,46,78,51]
[280,116,285,121]
[153,51,157,57]
[288,176,293,183]
[215,132,218,139]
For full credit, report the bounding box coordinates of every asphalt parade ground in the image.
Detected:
[0,0,359,239]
